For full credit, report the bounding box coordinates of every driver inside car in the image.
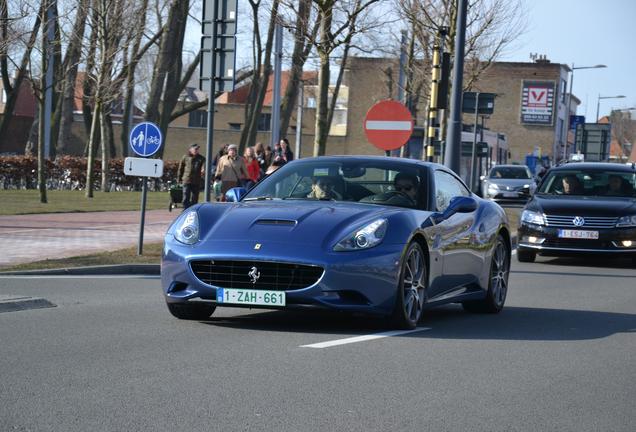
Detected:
[394,172,419,203]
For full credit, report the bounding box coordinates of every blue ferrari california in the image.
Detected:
[161,156,511,329]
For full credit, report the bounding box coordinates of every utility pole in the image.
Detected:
[426,28,447,163]
[444,0,468,174]
[295,82,303,158]
[398,30,407,158]
[270,23,283,148]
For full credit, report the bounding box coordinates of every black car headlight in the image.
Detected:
[174,210,200,245]
[616,215,636,227]
[334,218,388,251]
[521,210,546,226]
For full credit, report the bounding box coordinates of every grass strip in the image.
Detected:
[0,243,163,272]
[0,190,174,215]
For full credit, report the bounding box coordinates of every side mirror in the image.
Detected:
[422,196,478,227]
[446,196,478,215]
[225,187,247,202]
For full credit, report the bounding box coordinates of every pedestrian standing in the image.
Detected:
[280,138,294,162]
[254,142,267,176]
[244,146,261,189]
[214,144,249,199]
[263,145,273,168]
[177,143,206,209]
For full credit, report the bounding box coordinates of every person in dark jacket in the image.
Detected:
[177,143,206,209]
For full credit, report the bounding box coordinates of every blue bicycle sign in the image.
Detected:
[129,122,163,157]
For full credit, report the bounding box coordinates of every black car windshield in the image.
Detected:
[489,166,532,179]
[244,160,426,209]
[538,169,636,197]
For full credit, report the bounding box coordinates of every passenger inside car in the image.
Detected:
[307,176,342,200]
[606,174,633,196]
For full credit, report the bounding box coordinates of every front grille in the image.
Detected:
[545,214,618,229]
[542,239,614,250]
[190,260,324,290]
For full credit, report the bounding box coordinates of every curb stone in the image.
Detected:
[0,264,160,276]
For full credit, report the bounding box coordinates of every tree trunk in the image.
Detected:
[86,101,101,198]
[100,107,110,191]
[56,0,88,156]
[239,0,280,154]
[313,50,330,156]
[0,2,42,147]
[279,0,311,137]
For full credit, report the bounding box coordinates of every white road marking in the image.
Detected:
[300,327,431,349]
[365,120,412,131]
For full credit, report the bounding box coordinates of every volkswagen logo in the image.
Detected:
[248,266,261,284]
[572,216,585,227]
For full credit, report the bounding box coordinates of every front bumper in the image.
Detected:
[518,223,636,255]
[161,238,405,316]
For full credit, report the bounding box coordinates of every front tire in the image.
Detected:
[463,234,510,314]
[167,302,216,320]
[391,242,427,329]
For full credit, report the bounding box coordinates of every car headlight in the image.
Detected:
[487,183,499,195]
[334,218,387,251]
[616,215,636,227]
[521,210,546,226]
[174,211,200,245]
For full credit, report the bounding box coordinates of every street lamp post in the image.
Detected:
[596,94,626,122]
[562,64,606,160]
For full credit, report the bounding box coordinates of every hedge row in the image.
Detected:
[0,156,181,190]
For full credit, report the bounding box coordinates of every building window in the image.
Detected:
[561,78,567,102]
[307,97,316,108]
[228,123,241,131]
[188,110,207,128]
[257,113,271,131]
[557,118,564,143]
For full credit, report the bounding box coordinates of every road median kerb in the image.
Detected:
[0,264,160,276]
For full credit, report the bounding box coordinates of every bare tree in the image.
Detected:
[277,0,316,138]
[311,0,384,156]
[54,0,89,156]
[0,0,42,146]
[237,0,280,153]
[144,0,202,158]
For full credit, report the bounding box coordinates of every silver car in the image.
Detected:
[481,164,537,201]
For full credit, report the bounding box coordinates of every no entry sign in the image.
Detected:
[364,100,414,151]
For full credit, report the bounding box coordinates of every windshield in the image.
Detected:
[538,169,636,197]
[244,160,426,209]
[489,166,532,179]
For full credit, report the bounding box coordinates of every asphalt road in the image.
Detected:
[1,256,635,432]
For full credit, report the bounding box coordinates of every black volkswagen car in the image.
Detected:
[517,162,636,264]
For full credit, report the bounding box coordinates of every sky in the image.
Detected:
[500,0,636,120]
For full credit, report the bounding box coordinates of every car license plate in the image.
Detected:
[216,288,286,307]
[557,229,599,239]
[503,192,518,198]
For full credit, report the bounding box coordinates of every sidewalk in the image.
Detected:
[0,210,178,268]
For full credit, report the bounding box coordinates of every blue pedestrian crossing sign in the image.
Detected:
[129,122,163,157]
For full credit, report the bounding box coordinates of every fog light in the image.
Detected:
[528,236,538,243]
[622,240,633,247]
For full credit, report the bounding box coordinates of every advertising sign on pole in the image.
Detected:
[520,80,556,125]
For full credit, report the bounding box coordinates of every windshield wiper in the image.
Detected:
[243,196,274,201]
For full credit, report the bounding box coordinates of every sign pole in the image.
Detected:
[469,92,480,191]
[138,177,148,255]
[203,0,219,203]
